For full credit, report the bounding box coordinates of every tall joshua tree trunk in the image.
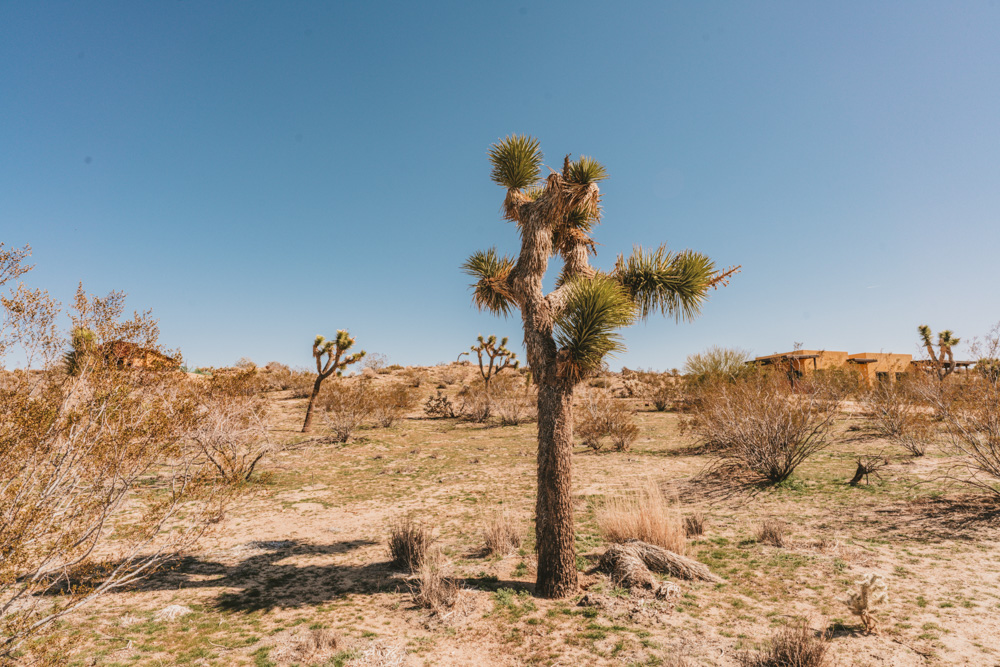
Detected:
[464,136,735,598]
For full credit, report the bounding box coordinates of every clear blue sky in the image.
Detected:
[2,2,998,370]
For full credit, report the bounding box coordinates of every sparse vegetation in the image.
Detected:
[482,508,522,556]
[691,372,840,483]
[755,519,787,547]
[577,389,640,452]
[737,622,829,667]
[388,517,432,572]
[596,480,686,554]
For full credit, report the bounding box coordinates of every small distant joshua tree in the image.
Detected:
[471,334,519,392]
[918,325,960,382]
[301,331,365,433]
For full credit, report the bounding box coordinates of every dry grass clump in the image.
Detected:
[482,508,522,556]
[756,519,786,547]
[596,480,686,554]
[388,517,432,572]
[683,512,705,538]
[409,550,460,611]
[737,622,829,667]
[691,372,839,483]
[578,389,640,452]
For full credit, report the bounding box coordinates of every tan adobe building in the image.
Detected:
[752,349,913,386]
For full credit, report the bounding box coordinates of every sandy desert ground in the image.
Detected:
[51,364,1000,666]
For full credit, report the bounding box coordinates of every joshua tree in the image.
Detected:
[471,334,519,392]
[463,135,736,597]
[301,331,365,433]
[918,325,961,382]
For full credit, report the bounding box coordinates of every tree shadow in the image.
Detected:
[867,494,1000,542]
[118,539,539,613]
[121,539,407,612]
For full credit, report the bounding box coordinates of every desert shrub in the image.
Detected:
[410,550,460,611]
[363,352,388,372]
[317,379,374,442]
[577,389,640,451]
[928,372,1000,498]
[683,512,705,537]
[589,377,611,389]
[234,356,257,370]
[738,622,829,667]
[691,373,839,483]
[370,381,418,428]
[491,375,536,426]
[388,517,432,572]
[457,381,491,423]
[424,390,457,418]
[482,508,522,556]
[618,368,648,399]
[596,480,686,554]
[755,519,786,547]
[402,368,425,388]
[861,378,935,456]
[0,249,233,659]
[684,345,754,385]
[846,573,889,635]
[189,380,273,483]
[284,368,317,398]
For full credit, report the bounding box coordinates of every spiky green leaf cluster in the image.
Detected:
[918,325,933,347]
[488,135,543,190]
[613,245,716,322]
[462,248,516,316]
[555,276,636,382]
[565,155,608,185]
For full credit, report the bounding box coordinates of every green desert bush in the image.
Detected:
[684,345,753,385]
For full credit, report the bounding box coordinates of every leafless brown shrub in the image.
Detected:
[283,368,317,398]
[188,370,274,483]
[482,508,522,556]
[925,367,1000,499]
[388,517,432,572]
[409,550,460,612]
[691,372,840,484]
[737,622,829,667]
[402,368,425,388]
[491,375,536,426]
[683,512,705,537]
[457,381,491,423]
[578,389,640,452]
[862,378,935,456]
[370,381,418,428]
[317,379,374,442]
[755,519,786,547]
[596,480,686,554]
[0,246,234,659]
